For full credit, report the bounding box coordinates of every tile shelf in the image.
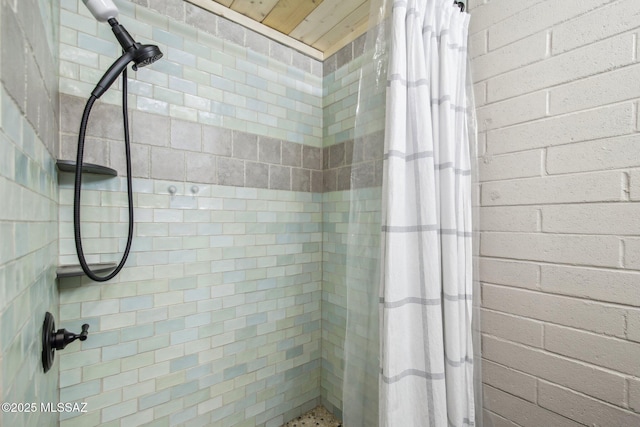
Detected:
[55,160,118,279]
[56,263,117,279]
[56,160,117,177]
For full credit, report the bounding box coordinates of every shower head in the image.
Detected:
[107,18,163,63]
[89,21,164,99]
[90,38,163,98]
[83,0,163,99]
[130,44,163,71]
[82,0,163,69]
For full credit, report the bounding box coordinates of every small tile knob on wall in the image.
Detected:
[41,312,90,373]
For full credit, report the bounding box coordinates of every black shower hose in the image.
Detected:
[74,68,134,282]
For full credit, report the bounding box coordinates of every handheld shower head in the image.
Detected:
[130,44,163,71]
[85,12,163,98]
[90,32,163,98]
[77,0,163,282]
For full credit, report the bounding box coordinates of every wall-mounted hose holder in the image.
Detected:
[42,312,89,373]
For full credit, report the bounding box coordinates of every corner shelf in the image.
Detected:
[56,263,117,279]
[56,160,117,177]
[55,161,119,279]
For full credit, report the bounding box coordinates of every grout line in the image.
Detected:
[545,90,551,116]
[624,312,629,346]
[623,172,631,201]
[624,377,630,408]
[484,81,489,106]
[484,29,490,55]
[536,208,543,233]
[546,30,553,58]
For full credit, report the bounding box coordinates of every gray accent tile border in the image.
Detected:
[322,130,385,192]
[60,93,323,192]
[324,33,367,77]
[60,90,384,192]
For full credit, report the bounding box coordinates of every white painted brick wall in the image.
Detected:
[541,203,640,234]
[550,0,640,54]
[477,91,548,132]
[481,171,624,205]
[482,383,585,427]
[472,0,640,423]
[483,336,627,406]
[482,360,537,403]
[631,379,640,411]
[482,285,627,336]
[486,0,616,50]
[544,324,640,375]
[540,264,640,306]
[629,310,640,343]
[478,149,543,180]
[479,206,539,232]
[538,381,640,426]
[488,31,634,102]
[468,0,547,35]
[623,238,640,268]
[481,232,622,267]
[481,309,543,347]
[548,65,640,115]
[472,32,548,82]
[487,103,635,154]
[546,134,640,174]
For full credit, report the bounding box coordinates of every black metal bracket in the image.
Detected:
[42,312,89,373]
[454,0,465,12]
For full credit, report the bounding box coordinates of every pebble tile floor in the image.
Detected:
[282,406,342,427]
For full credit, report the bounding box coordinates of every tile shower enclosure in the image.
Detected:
[3,0,639,426]
[0,0,366,425]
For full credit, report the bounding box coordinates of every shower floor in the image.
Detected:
[282,405,342,427]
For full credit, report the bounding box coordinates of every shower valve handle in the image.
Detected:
[52,324,90,350]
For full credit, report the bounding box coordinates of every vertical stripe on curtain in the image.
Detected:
[379,0,474,426]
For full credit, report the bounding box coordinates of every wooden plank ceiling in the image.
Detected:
[188,0,372,59]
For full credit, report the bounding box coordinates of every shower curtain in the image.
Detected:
[343,0,476,426]
[380,0,473,425]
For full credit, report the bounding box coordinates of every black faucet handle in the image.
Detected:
[53,324,90,350]
[79,324,90,341]
[42,312,91,373]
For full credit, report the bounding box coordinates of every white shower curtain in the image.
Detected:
[379,0,474,425]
